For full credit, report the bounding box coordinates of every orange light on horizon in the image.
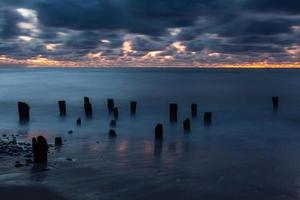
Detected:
[2,54,300,68]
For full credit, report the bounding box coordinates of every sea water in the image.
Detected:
[0,68,300,199]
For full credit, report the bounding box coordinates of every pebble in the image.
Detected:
[0,136,33,158]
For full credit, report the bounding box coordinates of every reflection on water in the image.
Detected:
[30,164,48,182]
[117,140,129,154]
[154,140,163,158]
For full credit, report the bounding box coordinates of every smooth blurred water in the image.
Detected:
[1,68,300,199]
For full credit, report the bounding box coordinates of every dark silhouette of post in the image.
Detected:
[183,118,191,132]
[169,103,178,122]
[272,96,279,111]
[55,137,62,146]
[204,112,212,125]
[84,97,90,104]
[113,107,119,119]
[84,97,93,118]
[109,129,117,138]
[18,102,30,123]
[130,101,137,115]
[32,136,48,164]
[191,103,197,118]
[58,100,66,116]
[110,120,116,127]
[155,124,163,140]
[107,99,114,113]
[76,118,81,126]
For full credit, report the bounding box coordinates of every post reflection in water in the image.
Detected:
[154,140,163,159]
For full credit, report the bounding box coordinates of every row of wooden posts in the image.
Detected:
[18,97,136,122]
[18,96,279,164]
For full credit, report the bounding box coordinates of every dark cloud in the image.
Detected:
[0,8,22,38]
[0,0,299,66]
[245,0,300,14]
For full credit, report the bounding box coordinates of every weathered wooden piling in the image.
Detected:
[109,129,117,138]
[130,101,137,115]
[84,97,90,104]
[55,137,62,146]
[32,136,48,164]
[272,96,279,110]
[204,112,212,125]
[18,102,30,122]
[155,124,163,140]
[113,107,119,119]
[84,97,93,118]
[110,120,117,127]
[76,118,81,126]
[58,100,66,116]
[107,99,114,113]
[169,103,178,122]
[183,118,191,132]
[191,103,197,118]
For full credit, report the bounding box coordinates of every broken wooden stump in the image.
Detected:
[110,120,117,127]
[130,101,137,115]
[272,96,279,111]
[113,107,119,119]
[155,124,163,140]
[183,118,191,132]
[55,137,62,146]
[191,103,197,118]
[84,97,90,104]
[109,129,117,138]
[84,97,93,118]
[204,112,212,125]
[18,102,30,123]
[107,99,114,113]
[58,100,66,116]
[76,118,81,126]
[169,103,178,122]
[32,136,48,164]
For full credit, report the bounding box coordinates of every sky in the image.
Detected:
[1,0,300,68]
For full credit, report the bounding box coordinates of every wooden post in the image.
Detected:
[32,136,48,164]
[272,96,279,111]
[169,103,178,122]
[204,112,212,125]
[191,103,197,118]
[109,129,117,138]
[76,118,81,126]
[84,97,93,118]
[18,102,30,123]
[55,137,62,146]
[84,97,90,104]
[58,100,66,116]
[110,120,116,127]
[183,118,191,132]
[107,99,114,113]
[130,101,137,115]
[155,124,163,140]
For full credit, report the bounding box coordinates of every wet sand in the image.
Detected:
[0,185,68,200]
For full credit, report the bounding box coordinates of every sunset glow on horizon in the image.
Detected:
[2,54,300,68]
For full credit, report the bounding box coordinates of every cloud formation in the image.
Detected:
[1,0,300,67]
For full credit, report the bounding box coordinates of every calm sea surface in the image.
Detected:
[1,68,300,200]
